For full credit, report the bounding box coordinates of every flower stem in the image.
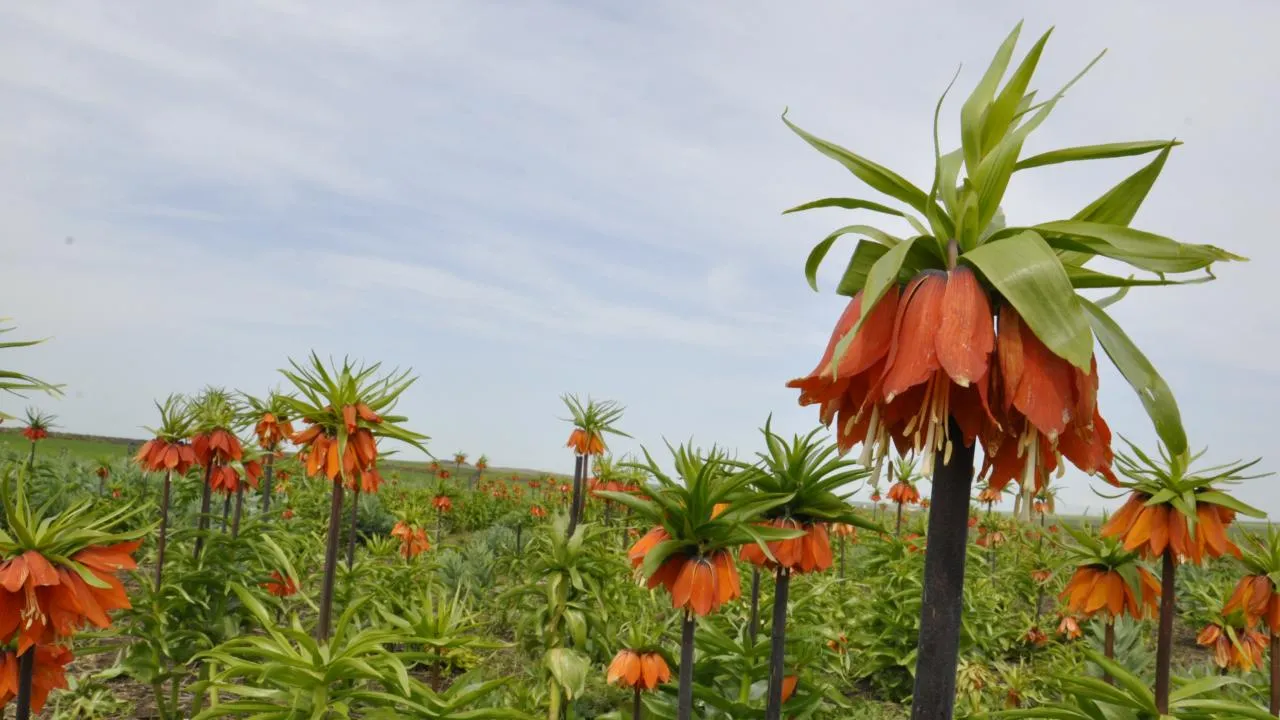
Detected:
[765,567,791,720]
[633,686,643,720]
[346,484,361,569]
[231,485,244,538]
[1155,548,1176,714]
[909,417,975,720]
[194,462,214,560]
[261,453,275,514]
[1270,632,1278,716]
[155,470,172,587]
[677,610,696,720]
[749,568,761,646]
[567,455,584,538]
[14,648,34,720]
[1104,620,1115,685]
[896,501,904,535]
[316,478,345,640]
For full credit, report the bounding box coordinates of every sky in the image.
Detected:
[1,1,1277,516]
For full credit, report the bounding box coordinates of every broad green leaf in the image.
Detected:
[544,648,589,699]
[961,22,1022,175]
[961,231,1093,370]
[1037,220,1244,274]
[1016,140,1179,171]
[783,197,907,217]
[1059,143,1175,267]
[1065,264,1209,290]
[1081,299,1186,457]
[782,110,938,218]
[835,240,889,297]
[805,225,902,292]
[1195,490,1266,519]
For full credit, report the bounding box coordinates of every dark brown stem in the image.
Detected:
[155,470,172,588]
[261,453,275,514]
[194,462,214,560]
[231,486,244,538]
[346,485,361,569]
[567,455,584,538]
[316,478,345,640]
[633,685,642,720]
[896,501,904,535]
[1270,633,1279,716]
[749,567,761,646]
[765,568,791,720]
[1155,549,1176,714]
[221,493,231,532]
[677,611,696,720]
[26,441,35,471]
[909,417,976,720]
[14,648,34,720]
[1104,620,1116,685]
[515,523,522,554]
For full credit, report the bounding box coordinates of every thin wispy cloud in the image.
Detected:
[0,1,1275,514]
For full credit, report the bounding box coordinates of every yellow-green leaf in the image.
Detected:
[1081,298,1186,457]
[961,230,1093,370]
[1017,140,1179,171]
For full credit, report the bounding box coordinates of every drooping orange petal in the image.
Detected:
[623,650,642,686]
[670,557,695,610]
[640,653,661,690]
[935,266,994,387]
[690,559,714,616]
[881,272,947,401]
[1010,321,1076,441]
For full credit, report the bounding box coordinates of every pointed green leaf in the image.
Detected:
[834,240,889,298]
[1081,299,1186,457]
[1037,220,1244,274]
[961,231,1093,370]
[828,236,923,377]
[981,28,1052,156]
[1017,140,1180,171]
[805,225,902,292]
[782,111,938,218]
[961,22,1022,174]
[783,197,907,217]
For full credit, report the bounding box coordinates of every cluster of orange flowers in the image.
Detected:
[1101,494,1240,563]
[254,413,294,452]
[566,428,605,455]
[1224,574,1280,632]
[134,438,198,474]
[291,403,382,483]
[789,278,1115,500]
[629,529,740,616]
[1060,566,1161,621]
[20,427,47,442]
[1196,624,1267,671]
[0,644,71,712]
[261,571,298,598]
[391,522,431,560]
[1056,614,1082,640]
[605,649,670,691]
[886,481,919,506]
[0,542,140,714]
[739,520,833,575]
[432,495,453,513]
[529,504,547,519]
[208,460,262,495]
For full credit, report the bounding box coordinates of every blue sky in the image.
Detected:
[1,1,1277,515]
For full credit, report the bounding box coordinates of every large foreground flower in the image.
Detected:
[1102,494,1241,564]
[0,643,72,713]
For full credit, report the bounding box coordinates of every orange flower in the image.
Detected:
[282,508,294,520]
[193,428,244,467]
[566,428,606,455]
[1197,623,1267,671]
[870,492,882,503]
[631,535,740,616]
[134,439,197,474]
[392,524,430,559]
[1025,626,1048,647]
[20,427,47,442]
[1030,568,1052,584]
[887,481,919,506]
[345,466,384,494]
[530,504,547,519]
[433,495,453,513]
[1224,574,1280,631]
[830,523,858,541]
[0,644,72,713]
[975,529,1006,548]
[1057,614,1082,640]
[976,486,1001,504]
[781,675,799,702]
[291,425,377,481]
[1060,565,1160,621]
[605,649,671,691]
[0,542,139,653]
[254,413,295,451]
[261,571,297,598]
[826,633,849,653]
[739,520,833,575]
[1101,492,1240,564]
